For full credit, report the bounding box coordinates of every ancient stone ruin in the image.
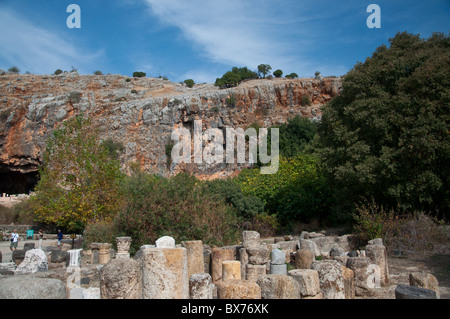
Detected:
[0,230,441,299]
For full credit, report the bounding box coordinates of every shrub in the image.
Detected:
[132,71,146,77]
[184,79,195,88]
[273,69,283,78]
[215,67,258,88]
[277,115,317,157]
[286,73,298,79]
[131,89,138,94]
[82,221,119,250]
[54,69,63,75]
[237,155,332,228]
[115,172,240,254]
[301,95,311,106]
[353,200,449,256]
[93,70,103,75]
[125,78,131,82]
[8,66,20,74]
[226,96,236,108]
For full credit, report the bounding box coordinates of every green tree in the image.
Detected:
[8,66,20,74]
[93,70,103,75]
[132,71,146,77]
[273,69,283,78]
[257,64,272,78]
[315,32,450,220]
[184,79,195,88]
[286,73,298,79]
[215,67,258,88]
[54,69,63,75]
[32,114,124,231]
[277,115,317,158]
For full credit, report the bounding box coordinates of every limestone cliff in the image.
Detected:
[0,73,341,190]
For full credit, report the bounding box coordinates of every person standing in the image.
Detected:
[57,229,63,248]
[38,229,44,249]
[9,230,19,261]
[9,230,19,250]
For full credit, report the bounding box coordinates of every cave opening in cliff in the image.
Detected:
[0,171,38,195]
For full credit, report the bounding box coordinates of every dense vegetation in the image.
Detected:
[7,32,447,252]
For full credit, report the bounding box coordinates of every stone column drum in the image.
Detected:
[142,247,189,299]
[98,243,112,265]
[181,240,204,279]
[116,237,132,259]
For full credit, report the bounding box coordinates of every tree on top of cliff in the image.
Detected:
[257,64,272,78]
[31,114,124,231]
[215,66,258,88]
[314,31,450,221]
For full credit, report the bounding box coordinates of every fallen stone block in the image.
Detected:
[189,273,213,299]
[395,284,437,299]
[257,274,300,299]
[216,279,261,299]
[288,269,321,297]
[311,260,345,299]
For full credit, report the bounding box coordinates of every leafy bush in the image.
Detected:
[226,96,236,108]
[301,95,311,106]
[203,178,265,220]
[215,67,258,88]
[115,172,240,254]
[132,71,146,77]
[54,69,63,75]
[353,200,449,256]
[184,79,195,88]
[131,89,138,94]
[237,155,332,228]
[125,78,131,82]
[93,70,103,75]
[277,115,317,158]
[8,66,20,74]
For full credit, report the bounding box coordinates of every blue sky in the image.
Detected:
[0,0,449,83]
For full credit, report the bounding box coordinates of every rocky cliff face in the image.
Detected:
[0,73,341,191]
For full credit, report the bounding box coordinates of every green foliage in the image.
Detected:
[125,78,131,82]
[226,95,236,108]
[93,70,103,75]
[31,114,124,232]
[184,79,195,88]
[237,155,332,227]
[8,66,20,74]
[286,73,298,79]
[277,115,318,157]
[215,67,258,88]
[314,71,321,79]
[315,32,450,219]
[165,140,174,167]
[101,138,125,160]
[132,71,146,77]
[115,172,240,254]
[273,69,283,78]
[257,64,272,78]
[131,89,138,94]
[203,178,265,220]
[54,69,63,75]
[301,95,311,106]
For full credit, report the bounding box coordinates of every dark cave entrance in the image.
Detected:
[0,170,39,195]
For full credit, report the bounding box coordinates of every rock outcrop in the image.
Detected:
[0,73,341,186]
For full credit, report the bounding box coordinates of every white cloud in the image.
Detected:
[142,0,348,78]
[0,8,103,74]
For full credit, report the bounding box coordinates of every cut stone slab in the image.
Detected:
[0,275,67,299]
[395,284,437,299]
[257,274,300,299]
[216,279,261,299]
[242,231,260,248]
[288,269,321,297]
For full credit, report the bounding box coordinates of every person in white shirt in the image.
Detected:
[9,230,19,251]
